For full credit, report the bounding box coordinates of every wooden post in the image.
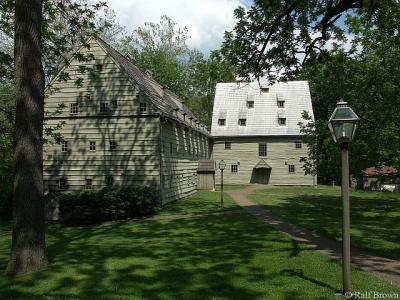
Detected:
[220,169,224,208]
[341,142,351,294]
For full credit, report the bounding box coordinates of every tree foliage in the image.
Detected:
[116,15,235,126]
[223,0,400,182]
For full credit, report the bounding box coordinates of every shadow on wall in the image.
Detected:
[44,54,160,217]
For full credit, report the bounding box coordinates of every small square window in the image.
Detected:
[109,140,117,150]
[89,141,96,151]
[105,176,114,187]
[85,93,91,100]
[259,143,267,157]
[239,119,246,126]
[85,179,92,190]
[95,64,103,72]
[261,87,269,93]
[295,141,302,149]
[247,101,254,108]
[59,178,68,190]
[70,103,79,114]
[140,102,147,112]
[61,141,68,152]
[111,100,118,109]
[277,101,285,108]
[289,165,295,173]
[218,119,226,126]
[231,164,238,173]
[225,141,231,150]
[278,118,286,126]
[100,102,108,113]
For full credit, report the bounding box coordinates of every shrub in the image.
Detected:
[59,184,160,225]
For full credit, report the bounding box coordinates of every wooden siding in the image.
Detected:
[45,40,155,118]
[43,39,160,192]
[212,137,313,185]
[43,117,160,191]
[160,120,211,203]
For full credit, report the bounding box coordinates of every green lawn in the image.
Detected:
[251,186,400,260]
[0,191,399,299]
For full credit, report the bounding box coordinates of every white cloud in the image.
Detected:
[106,0,248,54]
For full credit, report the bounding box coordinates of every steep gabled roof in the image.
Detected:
[96,38,202,127]
[211,81,314,137]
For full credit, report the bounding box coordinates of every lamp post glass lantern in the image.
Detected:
[328,101,359,144]
[219,160,226,208]
[328,101,359,296]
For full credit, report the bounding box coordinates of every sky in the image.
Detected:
[106,0,252,54]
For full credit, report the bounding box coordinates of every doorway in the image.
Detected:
[250,168,271,184]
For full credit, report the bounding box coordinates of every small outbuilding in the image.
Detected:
[362,166,399,191]
[197,160,215,190]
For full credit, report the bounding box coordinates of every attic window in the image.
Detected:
[238,118,247,126]
[278,118,286,126]
[277,100,285,108]
[261,87,269,93]
[85,93,91,100]
[140,102,147,113]
[247,101,254,108]
[95,64,103,72]
[218,119,226,126]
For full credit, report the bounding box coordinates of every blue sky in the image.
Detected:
[107,0,251,54]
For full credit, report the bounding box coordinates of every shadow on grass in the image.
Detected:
[252,188,400,260]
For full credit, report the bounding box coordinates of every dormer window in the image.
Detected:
[218,119,226,126]
[260,86,269,93]
[247,101,254,108]
[278,118,286,126]
[100,102,108,113]
[277,100,285,108]
[140,102,147,113]
[70,103,79,114]
[239,119,247,126]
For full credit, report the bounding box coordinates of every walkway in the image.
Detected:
[226,185,400,285]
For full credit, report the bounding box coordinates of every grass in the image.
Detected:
[250,186,400,260]
[0,191,398,299]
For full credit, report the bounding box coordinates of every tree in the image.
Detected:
[221,0,374,82]
[222,0,400,182]
[118,15,235,126]
[2,0,108,275]
[5,0,48,275]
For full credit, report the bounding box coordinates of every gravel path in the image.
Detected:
[226,184,400,285]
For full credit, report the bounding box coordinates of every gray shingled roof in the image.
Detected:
[211,81,314,137]
[97,38,200,125]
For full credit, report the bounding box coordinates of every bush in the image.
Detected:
[59,184,160,225]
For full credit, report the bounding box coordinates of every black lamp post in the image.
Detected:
[218,160,226,208]
[328,100,359,296]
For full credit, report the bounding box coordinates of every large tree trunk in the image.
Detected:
[5,0,48,276]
